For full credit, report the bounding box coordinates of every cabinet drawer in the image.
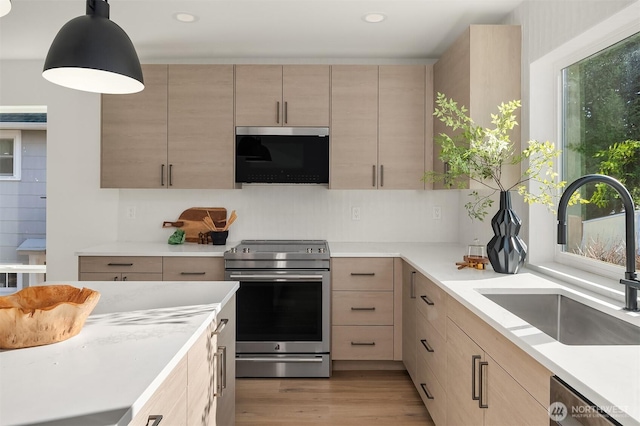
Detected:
[332,326,393,360]
[415,273,447,339]
[129,355,188,426]
[417,350,446,426]
[163,257,224,281]
[79,256,163,274]
[332,291,393,325]
[331,258,393,291]
[416,308,446,388]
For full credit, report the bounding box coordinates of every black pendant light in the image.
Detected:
[42,0,144,94]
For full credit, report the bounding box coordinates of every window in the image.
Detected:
[0,129,21,181]
[561,32,640,271]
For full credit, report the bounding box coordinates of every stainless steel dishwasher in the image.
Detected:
[550,376,621,426]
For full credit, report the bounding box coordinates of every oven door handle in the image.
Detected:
[228,274,324,281]
[237,357,324,363]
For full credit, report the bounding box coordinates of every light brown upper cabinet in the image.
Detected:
[167,65,234,189]
[101,64,234,189]
[102,64,168,188]
[235,65,330,127]
[330,65,426,189]
[379,65,426,189]
[432,25,521,189]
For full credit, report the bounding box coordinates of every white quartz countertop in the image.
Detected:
[75,241,640,424]
[0,280,239,426]
[76,242,236,257]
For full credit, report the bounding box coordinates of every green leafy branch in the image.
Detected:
[424,93,581,220]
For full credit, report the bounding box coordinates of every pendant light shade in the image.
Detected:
[0,0,11,18]
[43,0,144,94]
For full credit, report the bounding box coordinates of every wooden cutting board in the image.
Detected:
[163,207,227,243]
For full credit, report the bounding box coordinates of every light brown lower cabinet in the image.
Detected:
[128,355,189,426]
[127,302,235,426]
[445,295,552,426]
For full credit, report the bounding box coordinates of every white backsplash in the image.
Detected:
[117,186,463,244]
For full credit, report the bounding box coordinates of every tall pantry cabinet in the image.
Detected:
[432,25,521,189]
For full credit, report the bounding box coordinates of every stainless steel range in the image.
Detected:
[224,240,330,378]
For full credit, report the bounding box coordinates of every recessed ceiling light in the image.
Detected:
[174,12,198,23]
[363,13,386,23]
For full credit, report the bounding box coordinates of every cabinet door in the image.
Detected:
[484,353,550,426]
[129,355,188,426]
[235,65,283,126]
[188,320,217,426]
[330,65,379,189]
[102,64,168,188]
[378,65,425,189]
[446,319,484,426]
[168,65,234,189]
[282,65,330,126]
[215,295,236,426]
[402,263,417,381]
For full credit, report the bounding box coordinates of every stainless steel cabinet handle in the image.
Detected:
[350,272,375,276]
[146,415,163,426]
[211,318,228,336]
[214,346,226,397]
[276,101,280,123]
[351,341,375,346]
[351,307,376,311]
[161,164,165,186]
[420,383,434,400]
[107,263,133,266]
[421,295,435,306]
[122,276,128,281]
[410,271,416,299]
[479,361,488,408]
[180,271,206,275]
[372,165,376,187]
[284,101,288,123]
[220,346,227,390]
[238,357,323,363]
[168,164,173,186]
[420,339,434,353]
[113,276,119,281]
[472,355,481,401]
[380,164,384,187]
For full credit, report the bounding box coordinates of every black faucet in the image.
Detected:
[557,174,640,311]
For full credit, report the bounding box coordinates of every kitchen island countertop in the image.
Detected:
[0,280,238,426]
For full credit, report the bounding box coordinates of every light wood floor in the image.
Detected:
[235,370,435,425]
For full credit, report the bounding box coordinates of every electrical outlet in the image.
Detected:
[432,206,442,220]
[351,207,361,221]
[127,206,136,219]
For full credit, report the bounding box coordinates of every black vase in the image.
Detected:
[487,191,527,274]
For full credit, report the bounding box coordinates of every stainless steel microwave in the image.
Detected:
[235,127,329,184]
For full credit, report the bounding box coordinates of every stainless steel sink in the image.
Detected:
[484,293,640,345]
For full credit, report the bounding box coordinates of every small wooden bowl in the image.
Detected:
[0,285,100,349]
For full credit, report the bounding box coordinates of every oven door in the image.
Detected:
[227,269,330,354]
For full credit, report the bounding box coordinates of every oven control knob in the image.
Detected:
[229,247,237,253]
[318,247,326,254]
[306,248,313,253]
[242,247,250,253]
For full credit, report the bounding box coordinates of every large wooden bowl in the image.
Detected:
[0,285,100,349]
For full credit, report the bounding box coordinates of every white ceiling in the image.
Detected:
[0,0,526,62]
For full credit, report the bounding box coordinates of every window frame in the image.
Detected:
[0,129,21,181]
[527,3,640,293]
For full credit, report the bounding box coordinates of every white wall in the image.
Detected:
[0,60,119,281]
